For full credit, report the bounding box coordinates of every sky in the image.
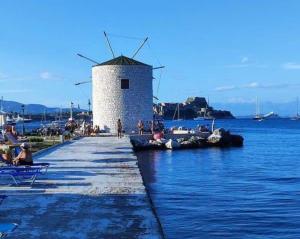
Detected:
[1,0,300,112]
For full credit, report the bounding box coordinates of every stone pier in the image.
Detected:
[0,137,163,238]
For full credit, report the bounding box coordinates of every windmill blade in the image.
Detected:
[132,37,148,59]
[74,80,92,86]
[104,31,115,58]
[77,53,100,64]
[153,66,165,70]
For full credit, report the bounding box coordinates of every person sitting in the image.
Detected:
[0,139,12,165]
[13,143,33,166]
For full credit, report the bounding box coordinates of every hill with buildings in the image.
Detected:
[154,97,235,120]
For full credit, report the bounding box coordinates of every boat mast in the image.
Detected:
[44,109,47,122]
[70,102,74,119]
[178,103,180,120]
[172,104,178,120]
[60,108,62,121]
[256,97,260,116]
[206,96,210,117]
[297,97,299,117]
[0,96,3,112]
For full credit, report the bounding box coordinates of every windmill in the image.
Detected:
[75,31,164,96]
[76,31,164,133]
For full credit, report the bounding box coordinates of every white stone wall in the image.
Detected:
[92,64,153,133]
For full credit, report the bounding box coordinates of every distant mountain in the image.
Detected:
[211,101,298,117]
[0,100,86,114]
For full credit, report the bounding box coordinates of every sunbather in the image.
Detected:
[13,143,33,166]
[0,139,12,165]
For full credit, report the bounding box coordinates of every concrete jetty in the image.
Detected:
[0,137,163,238]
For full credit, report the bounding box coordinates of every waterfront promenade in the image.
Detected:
[0,137,162,238]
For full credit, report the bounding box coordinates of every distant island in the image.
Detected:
[154,97,235,120]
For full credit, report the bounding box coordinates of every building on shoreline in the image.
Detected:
[92,56,153,133]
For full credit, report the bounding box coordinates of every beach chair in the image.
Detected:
[0,196,7,206]
[0,223,18,238]
[32,163,50,175]
[0,164,49,185]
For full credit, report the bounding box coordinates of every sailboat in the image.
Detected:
[40,109,47,126]
[172,103,183,121]
[291,97,300,120]
[253,97,264,121]
[52,108,65,126]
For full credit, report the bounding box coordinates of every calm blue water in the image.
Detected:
[138,119,300,239]
[15,121,49,133]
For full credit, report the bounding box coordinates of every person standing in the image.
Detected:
[137,120,144,135]
[117,119,122,138]
[150,120,154,134]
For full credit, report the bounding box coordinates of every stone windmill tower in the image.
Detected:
[92,55,153,133]
[74,33,156,134]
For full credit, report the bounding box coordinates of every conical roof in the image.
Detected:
[95,55,150,66]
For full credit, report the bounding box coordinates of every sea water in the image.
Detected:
[137,119,300,239]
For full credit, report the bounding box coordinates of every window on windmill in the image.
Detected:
[121,79,129,89]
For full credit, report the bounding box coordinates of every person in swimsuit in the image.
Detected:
[0,139,12,165]
[13,143,33,166]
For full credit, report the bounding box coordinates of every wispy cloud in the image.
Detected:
[225,57,268,69]
[241,57,249,64]
[244,82,289,89]
[40,71,52,80]
[281,62,300,70]
[215,85,237,91]
[39,71,64,80]
[225,64,250,68]
[215,82,291,92]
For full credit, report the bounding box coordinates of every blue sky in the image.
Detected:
[1,0,300,110]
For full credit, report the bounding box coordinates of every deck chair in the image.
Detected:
[32,163,50,175]
[0,223,18,238]
[0,165,47,185]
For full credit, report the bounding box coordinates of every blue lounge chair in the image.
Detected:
[0,196,7,206]
[32,163,50,175]
[0,223,18,238]
[0,164,49,185]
